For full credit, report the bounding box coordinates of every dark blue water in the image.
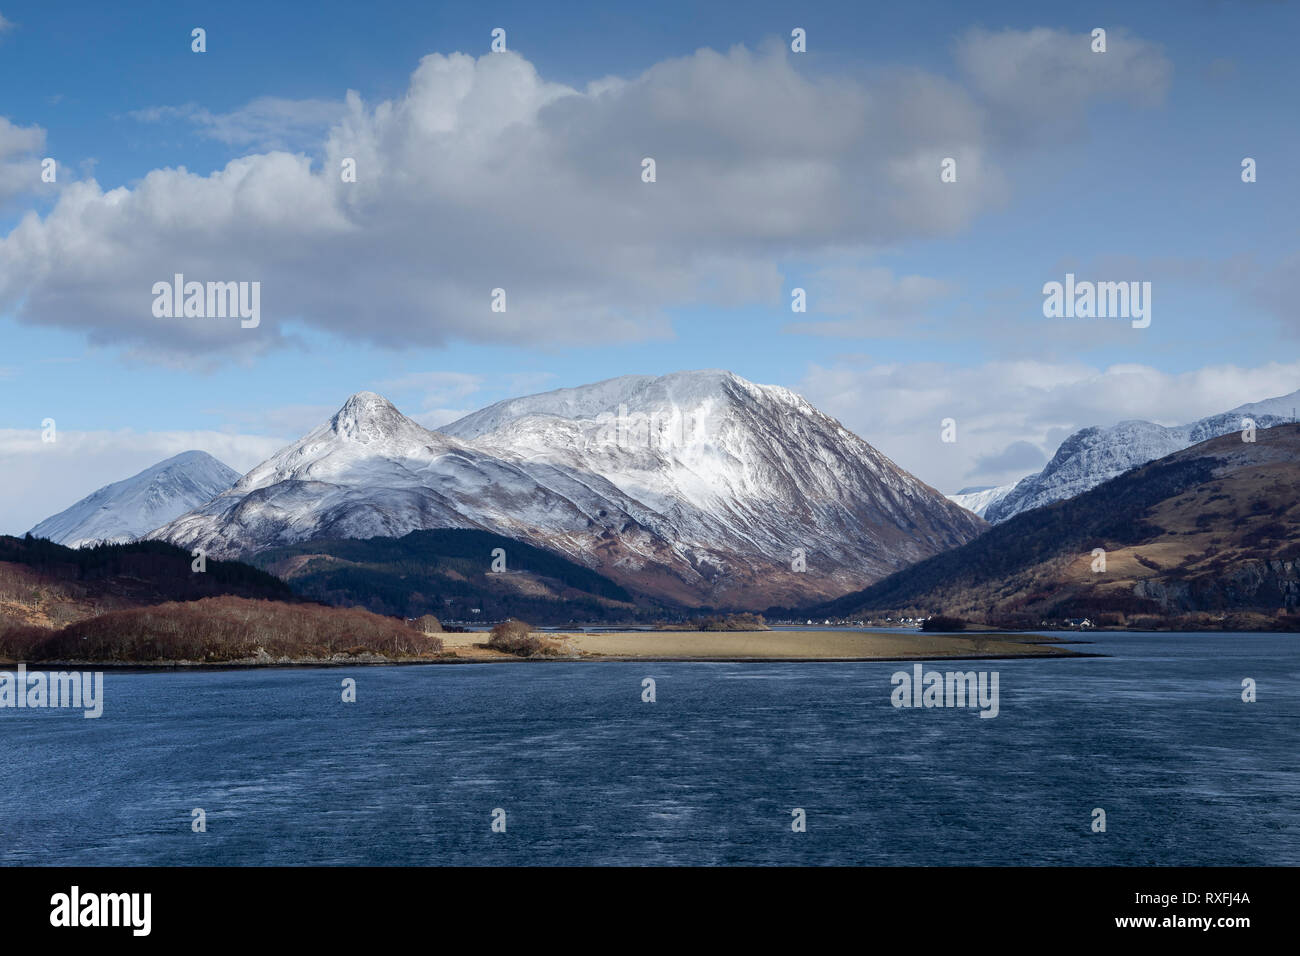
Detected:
[1,633,1296,865]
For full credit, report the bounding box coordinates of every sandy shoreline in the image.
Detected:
[1,629,1085,668]
[439,629,1084,662]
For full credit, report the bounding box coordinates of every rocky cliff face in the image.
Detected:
[1133,558,1299,613]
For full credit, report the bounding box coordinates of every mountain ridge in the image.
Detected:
[150,370,985,608]
[985,389,1299,523]
[794,423,1300,627]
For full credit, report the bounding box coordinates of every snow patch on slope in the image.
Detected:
[947,482,1018,519]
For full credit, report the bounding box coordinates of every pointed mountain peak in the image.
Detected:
[152,449,227,471]
[329,391,413,440]
[337,390,398,415]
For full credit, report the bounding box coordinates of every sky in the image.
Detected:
[2,0,1298,534]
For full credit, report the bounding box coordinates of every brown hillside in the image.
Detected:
[0,596,443,664]
[807,423,1300,628]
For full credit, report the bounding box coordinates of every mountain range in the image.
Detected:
[800,423,1300,627]
[26,372,1298,616]
[144,371,985,609]
[981,389,1299,523]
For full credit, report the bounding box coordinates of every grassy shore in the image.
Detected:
[1,628,1083,667]
[441,629,1082,662]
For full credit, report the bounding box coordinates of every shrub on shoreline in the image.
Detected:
[411,614,443,634]
[486,619,566,657]
[487,619,542,656]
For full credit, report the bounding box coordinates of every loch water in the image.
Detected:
[1,632,1295,865]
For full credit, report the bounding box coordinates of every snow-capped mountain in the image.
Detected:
[151,372,985,608]
[442,370,986,603]
[984,389,1299,523]
[150,391,658,562]
[28,451,240,548]
[946,483,1018,519]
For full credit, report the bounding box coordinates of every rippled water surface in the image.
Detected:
[1,632,1295,865]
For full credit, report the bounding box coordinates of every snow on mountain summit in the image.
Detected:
[152,373,986,608]
[984,388,1300,523]
[228,391,446,494]
[442,369,982,570]
[330,391,412,440]
[28,450,240,549]
[442,369,793,440]
[152,391,670,571]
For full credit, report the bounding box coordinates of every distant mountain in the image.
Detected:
[985,389,1299,523]
[796,424,1300,628]
[947,483,1018,519]
[249,528,653,625]
[29,451,240,548]
[151,371,985,608]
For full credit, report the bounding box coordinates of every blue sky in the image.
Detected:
[2,0,1298,532]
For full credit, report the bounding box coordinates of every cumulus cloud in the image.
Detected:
[797,358,1300,493]
[0,29,1169,363]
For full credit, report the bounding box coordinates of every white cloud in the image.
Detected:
[0,30,1169,363]
[798,358,1300,494]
